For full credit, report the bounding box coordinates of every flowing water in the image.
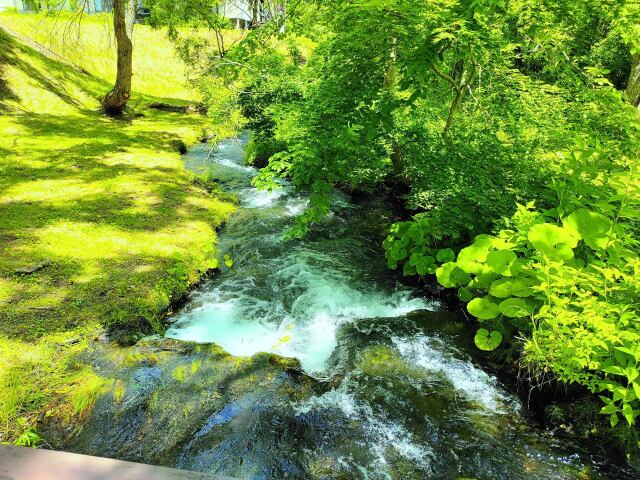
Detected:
[165,133,627,479]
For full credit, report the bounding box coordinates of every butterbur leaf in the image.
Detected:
[499,298,533,318]
[468,271,497,290]
[403,262,417,276]
[436,248,455,263]
[511,278,536,297]
[391,247,408,261]
[457,235,495,274]
[564,208,613,250]
[436,262,471,288]
[436,262,458,288]
[467,296,501,320]
[457,287,475,302]
[474,328,503,351]
[528,223,578,262]
[491,277,535,299]
[486,250,517,276]
[489,278,513,298]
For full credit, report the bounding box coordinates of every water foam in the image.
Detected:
[392,334,518,413]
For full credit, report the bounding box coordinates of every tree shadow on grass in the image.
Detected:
[0,25,234,343]
[0,109,234,341]
[0,28,20,111]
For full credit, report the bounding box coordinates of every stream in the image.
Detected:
[162,133,626,479]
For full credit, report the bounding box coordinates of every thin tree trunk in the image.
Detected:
[250,0,260,28]
[382,37,406,179]
[626,54,640,109]
[103,0,136,116]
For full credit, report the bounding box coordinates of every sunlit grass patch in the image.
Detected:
[0,12,196,101]
[0,334,104,442]
[0,19,237,443]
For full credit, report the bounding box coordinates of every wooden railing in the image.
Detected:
[0,445,238,480]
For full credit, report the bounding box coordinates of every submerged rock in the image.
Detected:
[43,338,319,477]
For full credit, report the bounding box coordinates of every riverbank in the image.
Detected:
[0,26,236,443]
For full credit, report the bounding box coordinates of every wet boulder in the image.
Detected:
[42,338,317,475]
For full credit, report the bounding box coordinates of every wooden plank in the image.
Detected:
[0,445,236,480]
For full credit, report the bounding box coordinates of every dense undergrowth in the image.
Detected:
[0,19,235,443]
[147,0,640,462]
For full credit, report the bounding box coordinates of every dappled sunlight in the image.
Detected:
[34,221,218,260]
[0,278,18,304]
[0,12,196,101]
[0,24,236,347]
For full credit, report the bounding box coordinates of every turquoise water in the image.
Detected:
[165,134,629,480]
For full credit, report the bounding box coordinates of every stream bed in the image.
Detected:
[152,133,631,480]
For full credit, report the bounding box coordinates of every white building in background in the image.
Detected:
[218,0,286,29]
[0,1,111,12]
[0,0,26,11]
[0,0,284,27]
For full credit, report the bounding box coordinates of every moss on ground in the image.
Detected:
[0,25,236,442]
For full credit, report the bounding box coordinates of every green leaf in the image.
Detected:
[436,262,471,288]
[489,278,513,298]
[457,287,475,302]
[603,365,626,376]
[564,208,613,250]
[528,223,578,262]
[610,413,619,427]
[474,328,503,351]
[467,296,501,320]
[600,404,618,415]
[486,250,517,276]
[415,255,436,275]
[436,248,455,263]
[498,298,533,318]
[632,382,640,400]
[489,277,535,299]
[457,235,495,274]
[468,271,497,290]
[622,403,635,425]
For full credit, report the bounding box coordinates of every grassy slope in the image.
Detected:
[0,12,197,100]
[0,19,236,442]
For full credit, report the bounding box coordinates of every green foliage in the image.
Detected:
[429,142,640,431]
[111,0,640,447]
[475,328,503,351]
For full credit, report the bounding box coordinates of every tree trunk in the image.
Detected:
[250,0,260,28]
[103,0,136,116]
[626,54,640,109]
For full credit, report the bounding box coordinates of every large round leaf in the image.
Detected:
[489,278,513,298]
[564,208,613,250]
[467,296,501,320]
[486,250,517,276]
[436,262,471,288]
[511,278,537,297]
[457,287,475,302]
[499,298,534,318]
[475,328,503,351]
[457,235,495,274]
[468,271,497,290]
[528,223,578,262]
[416,255,436,275]
[436,248,456,263]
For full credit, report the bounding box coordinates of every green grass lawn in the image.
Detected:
[0,12,197,100]
[0,23,236,443]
